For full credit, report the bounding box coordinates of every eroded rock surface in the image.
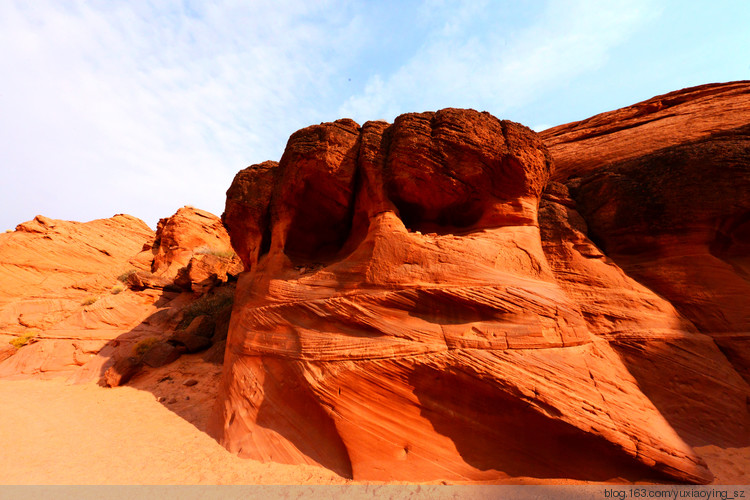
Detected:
[3,83,747,486]
[211,108,714,483]
[538,183,750,449]
[151,206,241,285]
[0,208,237,383]
[541,81,750,181]
[541,83,750,448]
[0,214,155,379]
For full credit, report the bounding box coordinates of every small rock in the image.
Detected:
[184,315,215,339]
[184,378,198,387]
[169,331,212,353]
[141,341,181,367]
[167,397,178,404]
[103,356,141,387]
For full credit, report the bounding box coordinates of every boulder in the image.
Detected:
[124,270,176,291]
[151,206,236,280]
[202,340,226,364]
[174,254,241,294]
[103,356,141,387]
[141,341,181,368]
[169,331,212,354]
[183,315,215,339]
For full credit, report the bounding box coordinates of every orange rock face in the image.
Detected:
[151,206,238,281]
[2,83,746,486]
[0,214,155,379]
[0,208,238,383]
[210,108,720,483]
[541,81,750,181]
[541,82,750,450]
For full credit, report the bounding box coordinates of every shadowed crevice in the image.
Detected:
[255,357,354,478]
[409,364,674,482]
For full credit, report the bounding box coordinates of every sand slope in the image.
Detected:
[1,376,746,485]
[0,378,347,485]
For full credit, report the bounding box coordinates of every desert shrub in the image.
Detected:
[178,286,235,330]
[133,337,160,357]
[10,331,37,349]
[117,269,137,282]
[111,284,125,295]
[81,296,99,306]
[194,245,237,259]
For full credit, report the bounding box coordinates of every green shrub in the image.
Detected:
[133,337,160,357]
[178,286,235,330]
[10,332,37,349]
[117,269,137,282]
[111,284,125,295]
[194,245,236,259]
[81,296,99,306]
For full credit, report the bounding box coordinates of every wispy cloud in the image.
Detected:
[338,0,657,122]
[0,0,364,228]
[0,0,665,231]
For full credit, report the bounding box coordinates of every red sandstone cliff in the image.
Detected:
[2,81,748,486]
[541,81,750,181]
[207,97,750,483]
[540,81,750,453]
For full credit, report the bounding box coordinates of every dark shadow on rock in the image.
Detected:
[611,338,750,448]
[90,281,236,438]
[408,363,673,483]
[253,357,354,479]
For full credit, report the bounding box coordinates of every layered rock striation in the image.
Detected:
[0,207,239,382]
[210,108,724,483]
[2,81,747,485]
[0,214,155,379]
[540,81,750,450]
[542,81,750,180]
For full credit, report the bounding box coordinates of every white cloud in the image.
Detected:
[0,0,665,231]
[338,0,657,123]
[0,0,364,229]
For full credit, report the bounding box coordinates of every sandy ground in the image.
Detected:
[0,377,347,485]
[0,376,747,485]
[693,445,750,485]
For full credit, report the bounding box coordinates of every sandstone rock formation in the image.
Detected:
[541,81,750,180]
[0,207,237,383]
[541,82,750,448]
[150,206,239,282]
[0,214,155,379]
[209,107,726,483]
[2,81,747,486]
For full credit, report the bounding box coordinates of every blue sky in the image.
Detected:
[1,0,748,231]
